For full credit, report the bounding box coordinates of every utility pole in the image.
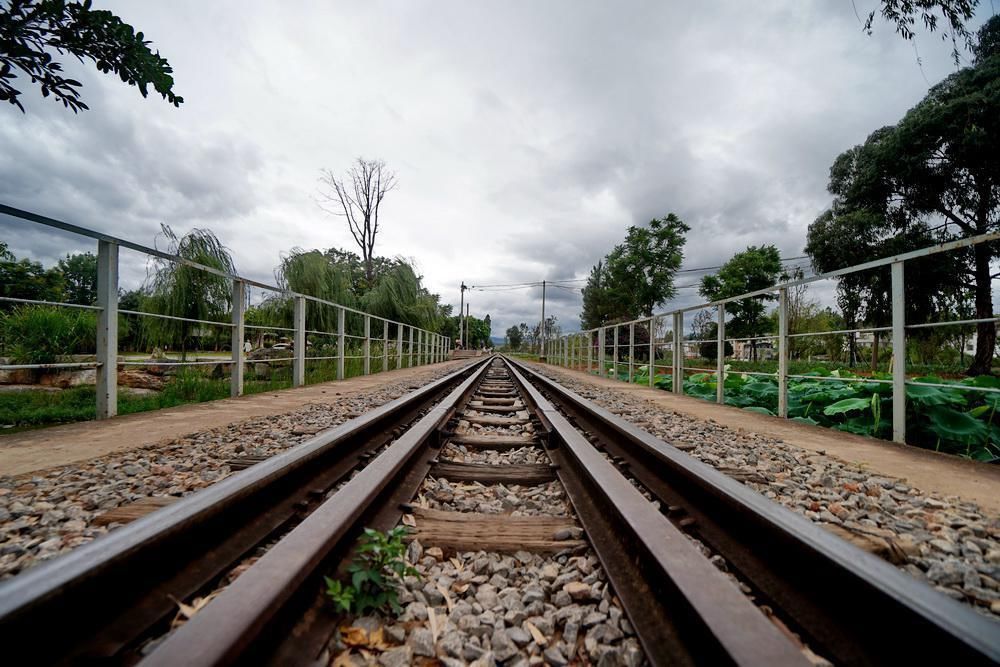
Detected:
[540,280,547,361]
[459,282,467,349]
[466,303,470,349]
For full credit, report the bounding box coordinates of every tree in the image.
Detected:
[860,0,979,64]
[809,17,1000,374]
[141,225,235,360]
[57,251,96,305]
[580,214,689,328]
[505,325,523,350]
[319,158,397,285]
[1,0,182,113]
[0,244,64,307]
[699,246,782,361]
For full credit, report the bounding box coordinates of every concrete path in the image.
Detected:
[527,363,1000,514]
[0,360,475,477]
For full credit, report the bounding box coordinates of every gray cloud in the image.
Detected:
[0,0,990,339]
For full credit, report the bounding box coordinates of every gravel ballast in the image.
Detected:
[529,364,1000,621]
[0,366,462,581]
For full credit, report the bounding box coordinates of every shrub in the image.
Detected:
[324,526,418,616]
[1,305,96,364]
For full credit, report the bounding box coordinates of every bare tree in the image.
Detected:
[318,158,397,284]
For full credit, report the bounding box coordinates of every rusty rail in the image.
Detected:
[505,356,1000,665]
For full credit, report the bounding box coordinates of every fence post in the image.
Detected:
[397,324,404,370]
[628,322,635,383]
[648,317,656,388]
[892,261,906,443]
[229,279,245,398]
[383,320,389,372]
[409,327,414,367]
[96,240,119,418]
[612,326,619,379]
[672,312,683,394]
[598,328,606,376]
[587,332,594,374]
[363,315,371,375]
[716,305,725,404]
[293,296,305,387]
[778,289,789,418]
[337,307,345,380]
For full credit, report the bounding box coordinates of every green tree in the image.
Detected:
[57,251,96,305]
[810,17,1000,374]
[699,245,783,361]
[580,214,689,328]
[0,244,64,307]
[1,0,183,113]
[141,225,235,360]
[505,324,523,350]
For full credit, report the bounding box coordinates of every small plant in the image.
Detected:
[324,526,418,616]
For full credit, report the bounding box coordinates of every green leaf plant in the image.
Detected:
[324,526,419,616]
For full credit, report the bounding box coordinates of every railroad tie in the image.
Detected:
[431,460,555,484]
[449,433,535,449]
[407,507,586,554]
[462,415,530,427]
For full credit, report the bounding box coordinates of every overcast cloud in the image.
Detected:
[0,1,993,337]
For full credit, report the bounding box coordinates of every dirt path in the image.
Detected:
[0,360,476,477]
[527,362,1000,515]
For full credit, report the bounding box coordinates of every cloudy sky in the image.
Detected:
[1,1,994,337]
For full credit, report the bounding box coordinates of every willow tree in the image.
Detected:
[276,249,356,332]
[141,225,235,360]
[361,261,441,330]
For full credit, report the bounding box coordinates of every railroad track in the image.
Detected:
[1,356,998,665]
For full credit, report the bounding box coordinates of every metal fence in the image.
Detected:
[546,232,1000,445]
[0,204,451,419]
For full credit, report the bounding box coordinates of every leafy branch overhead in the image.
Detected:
[0,0,183,112]
[862,0,978,64]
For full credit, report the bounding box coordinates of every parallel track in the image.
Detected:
[0,356,997,665]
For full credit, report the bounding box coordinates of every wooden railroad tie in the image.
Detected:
[449,434,536,450]
[469,404,522,414]
[462,415,530,427]
[408,507,586,554]
[92,496,177,526]
[432,460,555,484]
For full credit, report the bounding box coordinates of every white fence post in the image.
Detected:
[409,327,414,367]
[613,326,619,379]
[96,240,119,419]
[598,328,606,376]
[892,261,907,443]
[778,288,789,418]
[363,315,371,375]
[672,312,683,394]
[383,320,389,372]
[397,324,404,370]
[716,305,725,404]
[628,322,635,383]
[588,332,594,374]
[648,317,656,388]
[230,279,245,397]
[293,296,305,387]
[337,307,345,380]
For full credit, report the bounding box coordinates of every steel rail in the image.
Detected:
[505,356,1000,665]
[0,358,488,665]
[505,362,810,666]
[139,360,492,666]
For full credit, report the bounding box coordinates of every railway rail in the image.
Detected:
[0,356,998,665]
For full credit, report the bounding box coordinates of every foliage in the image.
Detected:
[505,325,523,350]
[0,246,64,306]
[140,225,236,360]
[1,0,182,113]
[860,0,978,64]
[57,251,97,305]
[1,304,95,363]
[808,17,1000,374]
[581,214,689,328]
[630,364,1000,461]
[324,526,418,616]
[699,245,782,360]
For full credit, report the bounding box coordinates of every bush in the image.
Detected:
[1,305,96,364]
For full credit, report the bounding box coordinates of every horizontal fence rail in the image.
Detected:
[546,232,1000,445]
[0,204,451,419]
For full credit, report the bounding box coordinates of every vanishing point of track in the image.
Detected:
[0,356,998,665]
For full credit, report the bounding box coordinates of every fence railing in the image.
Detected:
[545,232,1000,445]
[0,204,451,419]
